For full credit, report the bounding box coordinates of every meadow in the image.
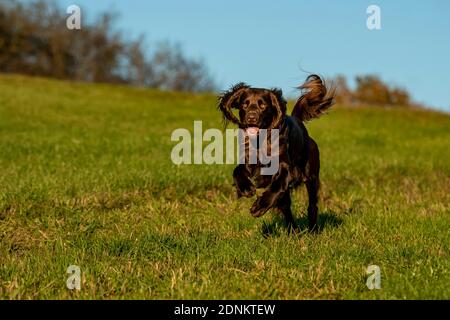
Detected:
[0,74,448,299]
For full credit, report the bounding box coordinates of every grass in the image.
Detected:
[0,74,449,299]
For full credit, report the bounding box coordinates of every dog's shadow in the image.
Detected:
[261,211,343,237]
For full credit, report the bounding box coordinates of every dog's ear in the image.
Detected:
[269,88,287,129]
[218,83,249,126]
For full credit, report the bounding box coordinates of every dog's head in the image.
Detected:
[218,83,286,135]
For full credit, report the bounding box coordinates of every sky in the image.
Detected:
[56,0,450,111]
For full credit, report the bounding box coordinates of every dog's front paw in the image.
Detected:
[250,194,271,217]
[235,178,256,198]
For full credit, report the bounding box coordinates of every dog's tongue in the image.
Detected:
[246,127,259,136]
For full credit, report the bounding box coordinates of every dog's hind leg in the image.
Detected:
[276,192,299,234]
[305,137,320,232]
[306,177,319,232]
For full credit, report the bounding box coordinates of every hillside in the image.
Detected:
[0,74,449,299]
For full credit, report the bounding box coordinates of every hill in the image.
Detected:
[0,74,449,299]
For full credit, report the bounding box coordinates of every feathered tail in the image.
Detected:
[292,74,335,122]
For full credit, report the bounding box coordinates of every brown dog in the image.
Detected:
[218,75,334,232]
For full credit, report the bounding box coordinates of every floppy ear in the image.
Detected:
[218,82,249,125]
[269,88,287,129]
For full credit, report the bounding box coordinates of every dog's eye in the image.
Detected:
[258,99,264,107]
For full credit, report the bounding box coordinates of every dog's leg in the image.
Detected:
[250,162,291,217]
[306,177,319,232]
[276,192,299,234]
[305,137,320,232]
[233,164,255,198]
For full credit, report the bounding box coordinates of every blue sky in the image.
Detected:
[57,0,450,110]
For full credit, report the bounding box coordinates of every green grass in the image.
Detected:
[0,74,449,299]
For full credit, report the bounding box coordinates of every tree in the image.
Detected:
[332,74,353,105]
[0,0,217,92]
[330,74,414,107]
[148,42,216,92]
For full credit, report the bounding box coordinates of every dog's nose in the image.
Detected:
[246,112,258,122]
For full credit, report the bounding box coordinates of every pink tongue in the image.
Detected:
[246,127,259,136]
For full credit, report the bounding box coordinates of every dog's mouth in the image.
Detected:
[245,127,259,137]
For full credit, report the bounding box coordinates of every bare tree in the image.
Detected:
[148,42,216,92]
[0,0,217,92]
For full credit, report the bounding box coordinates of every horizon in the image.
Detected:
[50,1,450,111]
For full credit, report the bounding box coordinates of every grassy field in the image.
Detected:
[0,74,449,299]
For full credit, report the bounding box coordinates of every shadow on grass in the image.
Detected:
[261,211,344,238]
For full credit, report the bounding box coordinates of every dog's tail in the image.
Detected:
[292,74,334,122]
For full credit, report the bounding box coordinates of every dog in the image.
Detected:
[218,74,334,232]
